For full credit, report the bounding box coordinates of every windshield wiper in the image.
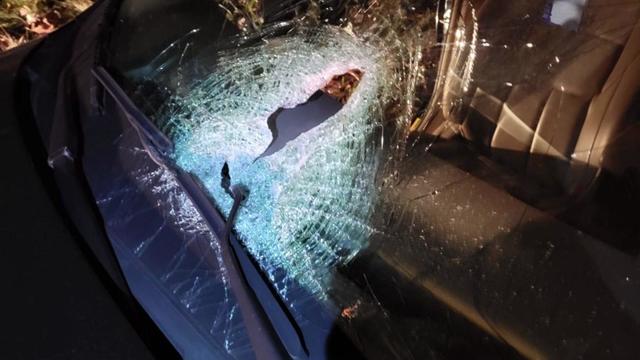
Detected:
[220,163,310,359]
[94,66,308,359]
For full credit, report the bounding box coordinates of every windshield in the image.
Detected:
[103,0,640,358]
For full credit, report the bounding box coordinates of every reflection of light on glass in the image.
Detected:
[549,0,587,31]
[461,5,478,93]
[442,8,452,34]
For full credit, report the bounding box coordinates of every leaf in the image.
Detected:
[27,17,54,34]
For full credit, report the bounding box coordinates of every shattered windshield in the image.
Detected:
[104,0,640,358]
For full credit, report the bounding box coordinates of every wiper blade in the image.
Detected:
[93,66,308,359]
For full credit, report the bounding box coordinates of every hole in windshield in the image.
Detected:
[260,70,362,158]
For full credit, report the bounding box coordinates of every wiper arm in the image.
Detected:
[221,165,310,359]
[222,183,248,242]
[93,67,303,359]
[92,67,300,360]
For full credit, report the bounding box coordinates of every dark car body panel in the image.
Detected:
[0,23,170,360]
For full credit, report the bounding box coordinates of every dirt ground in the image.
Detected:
[0,0,92,52]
